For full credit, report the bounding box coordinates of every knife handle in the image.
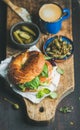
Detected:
[2,0,21,12]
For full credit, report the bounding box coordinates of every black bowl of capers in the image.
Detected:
[10,22,41,49]
[43,35,74,63]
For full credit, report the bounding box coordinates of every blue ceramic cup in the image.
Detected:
[39,3,70,34]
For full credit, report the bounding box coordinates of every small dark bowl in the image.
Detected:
[43,35,74,63]
[10,22,40,49]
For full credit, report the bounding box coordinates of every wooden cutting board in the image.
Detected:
[6,0,74,122]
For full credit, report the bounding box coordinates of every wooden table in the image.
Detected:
[5,0,75,123]
[0,0,80,130]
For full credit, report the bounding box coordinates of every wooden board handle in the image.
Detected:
[23,56,74,122]
[24,86,74,122]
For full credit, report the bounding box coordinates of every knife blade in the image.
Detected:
[2,0,32,22]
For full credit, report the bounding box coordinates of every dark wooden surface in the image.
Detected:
[0,0,80,130]
[5,0,74,122]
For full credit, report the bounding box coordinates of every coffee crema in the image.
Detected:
[39,4,62,22]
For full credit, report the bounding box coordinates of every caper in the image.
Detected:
[4,98,20,110]
[12,103,20,110]
[46,36,72,59]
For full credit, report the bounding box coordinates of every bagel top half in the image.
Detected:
[8,51,53,91]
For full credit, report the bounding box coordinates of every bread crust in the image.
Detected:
[8,51,45,84]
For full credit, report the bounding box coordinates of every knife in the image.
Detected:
[2,0,32,22]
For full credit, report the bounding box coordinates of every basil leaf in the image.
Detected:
[36,88,51,98]
[43,88,51,94]
[49,92,58,99]
[57,67,64,75]
[36,91,45,98]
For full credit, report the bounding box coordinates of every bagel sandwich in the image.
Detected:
[8,51,53,92]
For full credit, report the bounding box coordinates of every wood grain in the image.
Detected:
[6,0,74,122]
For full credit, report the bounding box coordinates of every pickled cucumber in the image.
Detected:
[13,26,35,44]
[21,26,36,36]
[13,31,23,44]
[19,31,31,40]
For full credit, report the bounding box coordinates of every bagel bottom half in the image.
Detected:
[8,50,53,92]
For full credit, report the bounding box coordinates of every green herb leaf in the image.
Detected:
[36,91,45,98]
[49,92,58,99]
[36,88,51,98]
[57,67,64,75]
[43,88,51,94]
[59,106,73,113]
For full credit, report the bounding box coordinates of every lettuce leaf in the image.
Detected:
[18,76,40,91]
[40,63,48,77]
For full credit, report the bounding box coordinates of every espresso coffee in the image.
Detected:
[39,4,62,22]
